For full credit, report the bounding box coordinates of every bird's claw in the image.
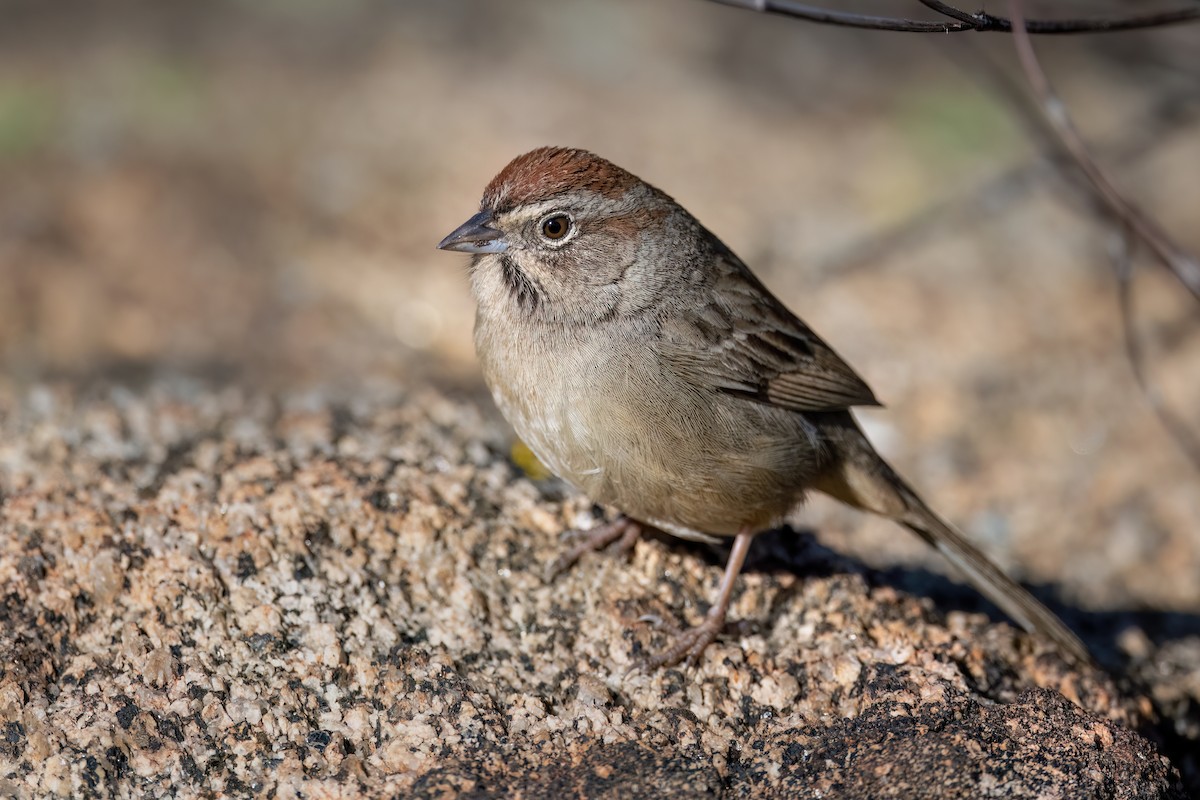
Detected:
[544,516,641,581]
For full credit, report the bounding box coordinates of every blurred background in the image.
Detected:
[0,0,1198,630]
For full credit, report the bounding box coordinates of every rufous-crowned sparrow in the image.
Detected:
[438,146,1089,667]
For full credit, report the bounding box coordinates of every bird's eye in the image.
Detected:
[540,214,572,241]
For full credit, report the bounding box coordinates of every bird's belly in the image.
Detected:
[479,325,822,539]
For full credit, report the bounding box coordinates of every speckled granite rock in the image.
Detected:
[0,380,1188,798]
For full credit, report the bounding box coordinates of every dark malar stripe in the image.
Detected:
[500,254,542,312]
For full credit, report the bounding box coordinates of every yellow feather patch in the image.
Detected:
[510,440,553,481]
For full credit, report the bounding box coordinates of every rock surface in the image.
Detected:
[0,380,1189,798]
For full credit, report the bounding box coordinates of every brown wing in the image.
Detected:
[659,247,880,413]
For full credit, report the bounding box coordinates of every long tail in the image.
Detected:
[816,416,1092,665]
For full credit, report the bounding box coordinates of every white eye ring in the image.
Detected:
[537,213,575,245]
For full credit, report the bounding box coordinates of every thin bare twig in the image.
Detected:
[1110,231,1200,469]
[812,81,1200,281]
[708,0,1200,35]
[1007,0,1200,471]
[1008,1,1200,302]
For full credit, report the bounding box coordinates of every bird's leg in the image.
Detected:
[545,515,641,581]
[645,528,754,669]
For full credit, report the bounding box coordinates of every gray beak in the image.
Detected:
[436,210,508,254]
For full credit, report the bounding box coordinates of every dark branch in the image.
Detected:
[707,0,963,32]
[707,0,1200,35]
